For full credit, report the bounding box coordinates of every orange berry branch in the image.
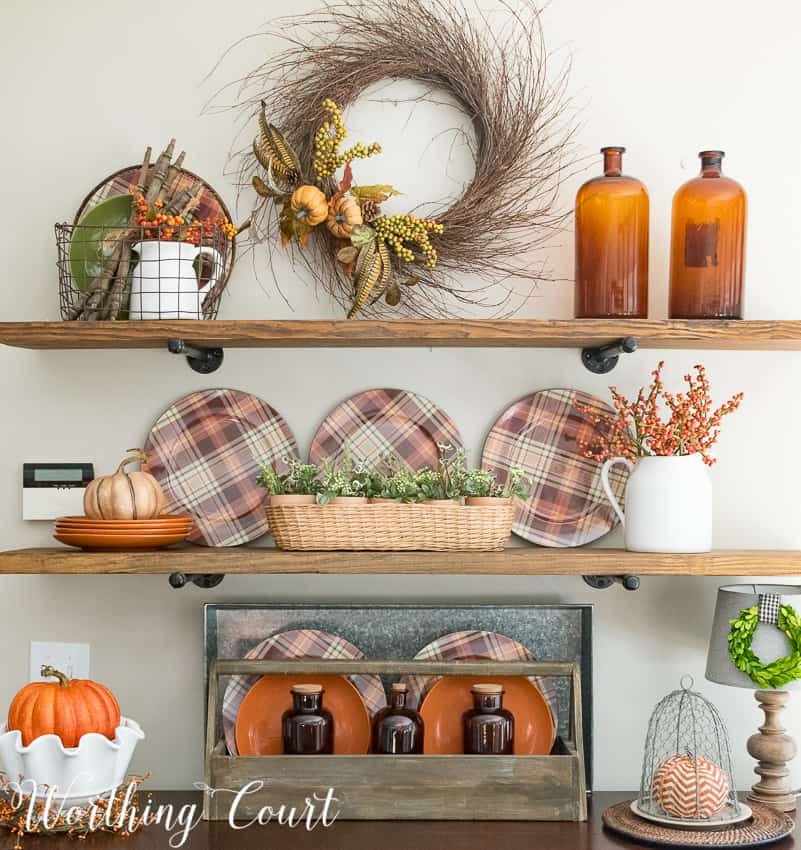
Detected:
[581,362,744,466]
[131,192,237,246]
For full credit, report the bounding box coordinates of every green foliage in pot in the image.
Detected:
[257,458,321,496]
[414,445,466,501]
[461,468,498,498]
[461,466,532,500]
[498,467,532,500]
[318,444,370,503]
[384,467,420,502]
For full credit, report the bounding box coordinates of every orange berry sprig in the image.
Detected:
[130,193,237,244]
[579,361,743,466]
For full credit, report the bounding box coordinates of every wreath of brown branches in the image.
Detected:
[230,0,576,318]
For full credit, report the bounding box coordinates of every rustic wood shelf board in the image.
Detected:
[1,319,801,350]
[0,547,798,575]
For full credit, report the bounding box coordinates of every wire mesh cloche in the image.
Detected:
[637,676,741,825]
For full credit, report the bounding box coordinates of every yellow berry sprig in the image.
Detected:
[373,214,444,268]
[313,99,381,180]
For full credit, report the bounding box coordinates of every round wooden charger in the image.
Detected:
[603,800,794,848]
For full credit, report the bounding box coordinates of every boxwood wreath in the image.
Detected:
[227,0,575,318]
[728,604,801,688]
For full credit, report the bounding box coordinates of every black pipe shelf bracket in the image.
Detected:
[167,338,224,374]
[582,574,641,591]
[581,336,639,374]
[169,572,225,589]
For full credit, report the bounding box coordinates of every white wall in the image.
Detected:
[1,0,800,792]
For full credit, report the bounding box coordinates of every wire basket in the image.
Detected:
[56,222,232,321]
[637,676,740,824]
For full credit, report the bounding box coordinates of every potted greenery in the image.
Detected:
[318,445,369,505]
[415,444,466,506]
[384,467,421,503]
[257,458,320,506]
[367,456,420,504]
[462,467,531,506]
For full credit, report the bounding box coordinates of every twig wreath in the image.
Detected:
[227,0,576,318]
[728,604,801,689]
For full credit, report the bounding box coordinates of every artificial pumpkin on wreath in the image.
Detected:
[83,449,164,520]
[653,754,730,819]
[326,196,363,238]
[7,666,121,747]
[290,185,328,226]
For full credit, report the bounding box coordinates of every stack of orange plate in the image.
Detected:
[54,516,193,551]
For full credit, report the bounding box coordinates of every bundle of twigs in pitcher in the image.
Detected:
[69,140,228,321]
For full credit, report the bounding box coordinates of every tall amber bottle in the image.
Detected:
[574,146,649,318]
[669,151,746,319]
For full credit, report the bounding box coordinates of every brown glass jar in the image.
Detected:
[574,146,649,318]
[281,684,334,755]
[669,150,746,319]
[462,683,514,755]
[371,683,424,754]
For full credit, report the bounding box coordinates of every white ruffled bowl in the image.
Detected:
[0,717,144,800]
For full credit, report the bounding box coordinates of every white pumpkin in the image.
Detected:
[83,449,165,520]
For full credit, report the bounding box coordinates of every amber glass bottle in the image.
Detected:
[462,684,514,755]
[669,151,746,319]
[282,684,334,755]
[371,683,424,754]
[574,146,649,318]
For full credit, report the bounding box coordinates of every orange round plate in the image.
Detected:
[56,515,191,526]
[420,675,554,755]
[235,674,371,755]
[54,531,187,549]
[56,522,191,533]
[55,525,189,539]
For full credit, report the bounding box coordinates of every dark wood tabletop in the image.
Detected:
[0,792,796,850]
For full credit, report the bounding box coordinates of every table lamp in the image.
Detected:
[706,584,800,812]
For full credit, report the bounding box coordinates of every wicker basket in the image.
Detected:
[266,502,515,551]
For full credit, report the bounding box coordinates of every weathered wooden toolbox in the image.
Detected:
[205,658,587,821]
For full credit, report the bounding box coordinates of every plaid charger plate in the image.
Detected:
[482,388,628,547]
[309,387,463,469]
[221,629,387,755]
[144,389,298,547]
[401,629,559,746]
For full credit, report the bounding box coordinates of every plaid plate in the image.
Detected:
[309,388,463,470]
[76,166,230,225]
[482,389,627,547]
[401,629,558,742]
[143,389,298,547]
[221,629,387,755]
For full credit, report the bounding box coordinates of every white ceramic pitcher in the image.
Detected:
[129,240,223,320]
[601,453,712,553]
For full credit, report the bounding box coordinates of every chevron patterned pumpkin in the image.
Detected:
[653,755,730,819]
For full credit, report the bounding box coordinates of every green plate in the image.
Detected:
[69,194,133,292]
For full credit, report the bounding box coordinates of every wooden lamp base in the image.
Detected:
[746,690,798,812]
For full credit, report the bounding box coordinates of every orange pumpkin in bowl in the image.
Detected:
[7,666,121,747]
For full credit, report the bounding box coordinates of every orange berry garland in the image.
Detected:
[580,362,743,466]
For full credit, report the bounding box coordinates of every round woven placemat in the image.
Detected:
[603,800,795,848]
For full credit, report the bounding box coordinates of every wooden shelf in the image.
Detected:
[0,547,798,576]
[1,319,801,351]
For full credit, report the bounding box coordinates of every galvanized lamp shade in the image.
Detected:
[705,584,800,812]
